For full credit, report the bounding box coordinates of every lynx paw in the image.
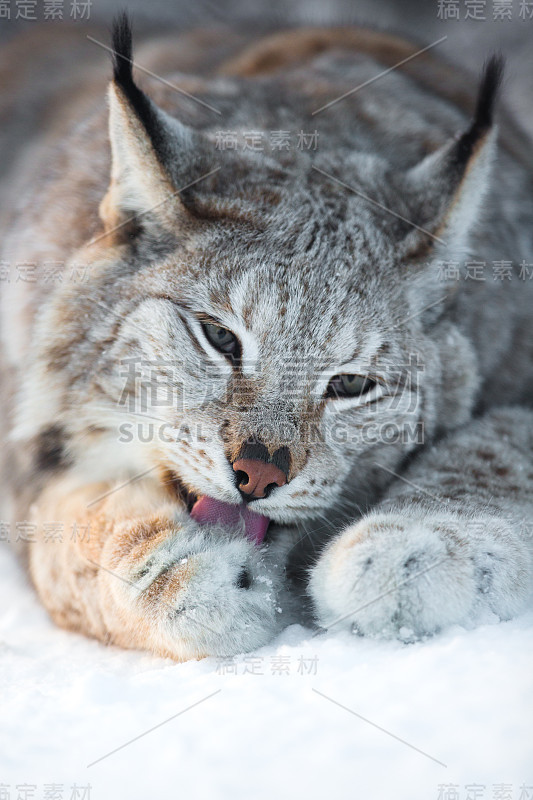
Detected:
[309,512,531,641]
[104,517,289,658]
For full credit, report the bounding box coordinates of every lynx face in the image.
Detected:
[87,197,423,525]
[21,22,500,528]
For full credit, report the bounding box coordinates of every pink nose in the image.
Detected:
[233,458,287,499]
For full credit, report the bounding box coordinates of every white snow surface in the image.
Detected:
[1,544,531,800]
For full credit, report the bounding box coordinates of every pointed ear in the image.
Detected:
[400,55,504,260]
[99,13,207,232]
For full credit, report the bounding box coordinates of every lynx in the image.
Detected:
[1,15,532,660]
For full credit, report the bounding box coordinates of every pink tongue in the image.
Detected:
[190,495,270,545]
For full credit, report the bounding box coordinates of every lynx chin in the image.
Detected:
[1,15,532,660]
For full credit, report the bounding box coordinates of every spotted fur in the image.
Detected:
[1,17,532,658]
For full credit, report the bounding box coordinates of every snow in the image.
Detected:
[1,543,532,800]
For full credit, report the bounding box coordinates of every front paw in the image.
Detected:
[104,517,289,659]
[308,512,530,640]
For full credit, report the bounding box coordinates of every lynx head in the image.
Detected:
[29,16,503,527]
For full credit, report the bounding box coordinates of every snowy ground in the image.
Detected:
[1,543,532,800]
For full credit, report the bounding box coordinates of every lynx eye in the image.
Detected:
[201,322,239,357]
[326,374,376,399]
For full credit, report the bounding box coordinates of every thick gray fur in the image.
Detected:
[1,18,532,653]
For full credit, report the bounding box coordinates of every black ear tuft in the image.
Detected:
[111,11,134,89]
[109,12,169,160]
[455,54,504,164]
[473,54,505,132]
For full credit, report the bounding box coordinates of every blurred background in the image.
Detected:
[0,0,532,128]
